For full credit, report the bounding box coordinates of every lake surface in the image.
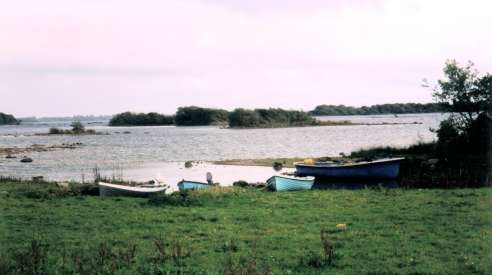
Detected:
[0,113,444,185]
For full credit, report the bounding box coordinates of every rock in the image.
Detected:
[184,161,193,168]
[273,162,283,171]
[21,157,33,163]
[5,155,16,159]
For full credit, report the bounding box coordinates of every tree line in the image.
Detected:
[109,107,316,128]
[0,112,18,125]
[310,103,444,116]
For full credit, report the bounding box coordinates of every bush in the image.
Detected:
[70,121,85,133]
[148,190,202,207]
[232,180,249,187]
[49,127,63,134]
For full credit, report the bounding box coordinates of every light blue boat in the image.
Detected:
[177,180,213,191]
[266,175,315,192]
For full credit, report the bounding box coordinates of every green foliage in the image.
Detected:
[48,127,63,134]
[229,108,316,128]
[349,142,437,160]
[0,112,18,125]
[148,190,202,207]
[228,108,260,127]
[432,60,491,159]
[434,60,491,127]
[109,112,175,126]
[70,120,85,133]
[310,103,443,116]
[175,106,229,126]
[48,126,96,135]
[12,182,99,199]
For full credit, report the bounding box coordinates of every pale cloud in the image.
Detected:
[0,0,491,116]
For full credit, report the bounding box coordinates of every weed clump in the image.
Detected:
[298,229,334,270]
[148,190,202,207]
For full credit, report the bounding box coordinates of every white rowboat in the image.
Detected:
[98,182,167,197]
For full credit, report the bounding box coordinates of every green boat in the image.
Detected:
[266,175,315,192]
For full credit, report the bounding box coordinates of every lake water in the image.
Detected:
[0,113,444,187]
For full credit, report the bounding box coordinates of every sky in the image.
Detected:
[1,0,491,117]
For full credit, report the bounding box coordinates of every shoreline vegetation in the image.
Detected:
[0,112,18,125]
[45,121,104,135]
[109,106,425,128]
[4,103,441,128]
[215,140,491,188]
[309,103,444,116]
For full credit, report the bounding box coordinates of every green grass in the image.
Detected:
[0,183,491,274]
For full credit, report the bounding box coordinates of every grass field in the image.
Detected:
[0,182,491,274]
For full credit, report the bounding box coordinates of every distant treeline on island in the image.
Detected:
[110,107,320,128]
[109,103,443,128]
[0,112,18,125]
[309,103,444,116]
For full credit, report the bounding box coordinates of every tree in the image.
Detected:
[433,60,492,131]
[431,60,491,157]
[71,121,85,133]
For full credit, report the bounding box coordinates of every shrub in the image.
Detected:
[49,127,63,134]
[233,180,249,187]
[148,190,201,207]
[70,121,85,133]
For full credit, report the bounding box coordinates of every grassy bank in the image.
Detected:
[0,182,491,274]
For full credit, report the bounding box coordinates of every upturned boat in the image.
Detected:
[294,158,404,179]
[266,175,315,192]
[98,182,167,197]
[177,180,214,191]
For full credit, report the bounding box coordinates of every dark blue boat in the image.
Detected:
[295,158,404,179]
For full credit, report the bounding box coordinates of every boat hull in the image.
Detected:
[98,182,167,198]
[178,181,212,191]
[267,176,314,192]
[295,158,404,179]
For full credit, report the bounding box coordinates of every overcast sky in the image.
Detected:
[1,0,491,117]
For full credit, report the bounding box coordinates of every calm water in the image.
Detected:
[0,113,444,185]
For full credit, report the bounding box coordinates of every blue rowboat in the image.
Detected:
[178,180,213,191]
[295,158,404,179]
[266,175,315,192]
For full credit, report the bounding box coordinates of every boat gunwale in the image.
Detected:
[98,182,168,193]
[178,180,214,186]
[267,175,315,182]
[294,157,405,168]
